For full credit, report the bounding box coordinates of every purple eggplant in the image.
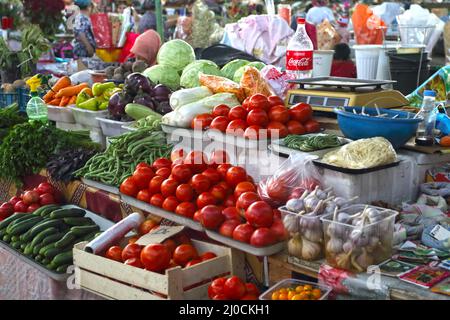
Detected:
[133,92,156,110]
[156,101,172,115]
[152,84,171,101]
[108,92,134,119]
[124,72,154,95]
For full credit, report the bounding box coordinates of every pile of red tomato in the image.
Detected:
[208,276,260,300]
[119,149,288,248]
[105,230,218,273]
[190,94,320,139]
[0,182,59,220]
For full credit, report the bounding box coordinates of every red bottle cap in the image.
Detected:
[297,17,306,24]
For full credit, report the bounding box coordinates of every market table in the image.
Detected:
[268,252,450,300]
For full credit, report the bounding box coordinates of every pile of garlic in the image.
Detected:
[282,187,358,261]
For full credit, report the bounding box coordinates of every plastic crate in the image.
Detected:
[0,88,42,112]
[0,90,19,108]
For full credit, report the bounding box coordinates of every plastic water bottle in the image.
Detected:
[25,75,48,123]
[415,90,437,146]
[286,17,314,79]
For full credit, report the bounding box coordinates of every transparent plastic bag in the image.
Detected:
[260,65,295,99]
[316,19,341,50]
[199,73,246,102]
[239,66,273,98]
[258,153,321,207]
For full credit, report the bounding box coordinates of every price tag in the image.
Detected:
[429,225,450,242]
[136,225,185,246]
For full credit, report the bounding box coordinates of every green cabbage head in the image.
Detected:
[157,39,195,72]
[143,65,180,90]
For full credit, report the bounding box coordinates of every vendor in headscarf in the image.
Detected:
[130,29,161,66]
[73,0,96,58]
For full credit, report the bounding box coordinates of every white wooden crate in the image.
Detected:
[73,239,245,300]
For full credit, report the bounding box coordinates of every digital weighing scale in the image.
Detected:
[286,77,410,113]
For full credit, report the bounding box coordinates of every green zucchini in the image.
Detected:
[54,232,77,249]
[29,227,58,249]
[22,219,63,242]
[7,216,43,236]
[6,214,37,233]
[51,250,73,267]
[34,205,60,217]
[0,213,30,230]
[70,225,100,236]
[49,208,85,219]
[63,217,94,226]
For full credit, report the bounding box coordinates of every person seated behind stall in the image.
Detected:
[138,0,157,33]
[330,43,356,78]
[73,0,96,58]
[130,29,161,66]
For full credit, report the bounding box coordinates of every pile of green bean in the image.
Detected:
[284,134,341,152]
[74,128,172,186]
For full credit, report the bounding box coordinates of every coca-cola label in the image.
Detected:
[286,50,313,71]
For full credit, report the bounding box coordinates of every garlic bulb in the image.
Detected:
[282,213,299,233]
[337,212,351,224]
[286,199,304,212]
[326,237,343,254]
[301,237,321,260]
[287,234,302,258]
[303,227,323,243]
[342,240,353,254]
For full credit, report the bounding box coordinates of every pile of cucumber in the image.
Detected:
[0,205,101,274]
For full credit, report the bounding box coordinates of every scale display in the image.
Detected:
[289,94,348,107]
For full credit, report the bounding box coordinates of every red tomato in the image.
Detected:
[132,167,155,190]
[171,164,193,183]
[149,175,164,194]
[287,120,306,135]
[200,205,224,229]
[27,203,40,213]
[232,223,255,243]
[140,244,171,272]
[136,189,151,203]
[222,207,241,221]
[39,193,55,206]
[304,119,320,133]
[226,119,247,136]
[170,148,185,162]
[202,168,221,185]
[209,149,230,167]
[241,294,258,300]
[175,202,196,218]
[173,244,198,266]
[136,162,152,170]
[219,219,241,238]
[210,116,229,132]
[160,179,179,197]
[0,203,13,216]
[289,103,313,123]
[267,121,288,138]
[106,246,123,262]
[212,104,230,117]
[152,158,172,170]
[247,109,269,127]
[155,167,171,179]
[268,105,290,123]
[234,181,256,199]
[124,257,143,268]
[139,219,158,235]
[245,201,273,228]
[268,95,284,107]
[162,196,179,212]
[243,125,262,140]
[196,192,217,209]
[191,113,213,129]
[9,196,21,207]
[184,151,208,173]
[23,190,39,205]
[245,283,260,296]
[175,184,194,202]
[210,185,227,203]
[273,208,282,219]
[193,210,202,222]
[13,201,27,214]
[228,106,247,120]
[242,97,250,110]
[270,217,289,241]
[217,164,232,179]
[250,227,277,247]
[248,94,270,111]
[236,192,261,213]
[216,181,232,195]
[122,243,143,261]
[200,252,217,261]
[185,259,202,268]
[150,193,164,207]
[226,166,247,187]
[171,158,184,168]
[208,277,226,299]
[120,177,139,197]
[37,182,55,195]
[224,276,246,300]
[162,239,177,255]
[224,194,236,207]
[190,174,211,194]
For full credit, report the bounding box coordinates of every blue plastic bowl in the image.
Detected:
[334,107,422,149]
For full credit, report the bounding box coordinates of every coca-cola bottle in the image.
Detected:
[286,17,314,79]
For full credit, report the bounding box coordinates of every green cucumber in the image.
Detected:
[2,234,11,242]
[42,258,51,265]
[39,243,55,256]
[11,241,23,249]
[6,214,37,233]
[50,208,85,219]
[0,229,7,238]
[24,243,34,255]
[56,264,69,273]
[44,247,67,259]
[63,217,94,226]
[34,205,60,217]
[20,243,27,250]
[41,232,66,246]
[54,232,77,249]
[82,231,98,242]
[34,254,44,262]
[7,216,43,236]
[70,225,100,237]
[125,103,162,120]
[51,250,73,267]
[22,219,63,242]
[47,262,57,270]
[0,213,30,230]
[29,227,58,249]
[11,235,20,242]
